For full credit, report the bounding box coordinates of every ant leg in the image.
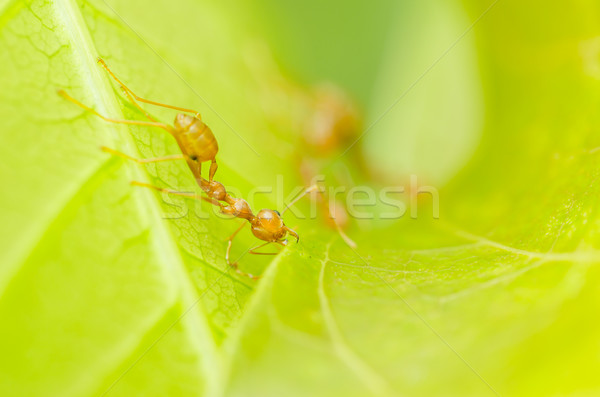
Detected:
[120,88,159,122]
[58,90,174,134]
[131,181,222,207]
[101,146,185,164]
[225,222,261,280]
[317,191,357,249]
[227,241,284,280]
[229,262,260,280]
[209,159,218,182]
[248,241,281,255]
[97,58,200,116]
[331,211,357,249]
[225,221,247,266]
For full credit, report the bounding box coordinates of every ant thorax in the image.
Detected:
[228,197,254,221]
[202,180,227,201]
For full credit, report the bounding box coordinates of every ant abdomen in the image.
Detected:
[174,113,218,163]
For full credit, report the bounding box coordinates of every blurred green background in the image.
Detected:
[1,0,600,396]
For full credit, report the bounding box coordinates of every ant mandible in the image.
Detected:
[59,58,315,279]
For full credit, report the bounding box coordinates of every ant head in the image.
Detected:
[251,209,299,243]
[174,113,195,130]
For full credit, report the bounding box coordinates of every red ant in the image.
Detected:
[132,181,316,279]
[59,58,315,279]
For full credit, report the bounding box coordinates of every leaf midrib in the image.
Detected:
[53,0,221,395]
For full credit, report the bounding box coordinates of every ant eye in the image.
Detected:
[274,210,281,216]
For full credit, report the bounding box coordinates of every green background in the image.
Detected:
[1,0,600,396]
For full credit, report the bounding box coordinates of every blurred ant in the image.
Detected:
[297,84,363,249]
[59,58,314,279]
[245,46,363,248]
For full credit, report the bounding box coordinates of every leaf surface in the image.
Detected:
[1,0,600,396]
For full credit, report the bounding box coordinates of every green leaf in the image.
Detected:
[0,0,225,395]
[2,0,600,396]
